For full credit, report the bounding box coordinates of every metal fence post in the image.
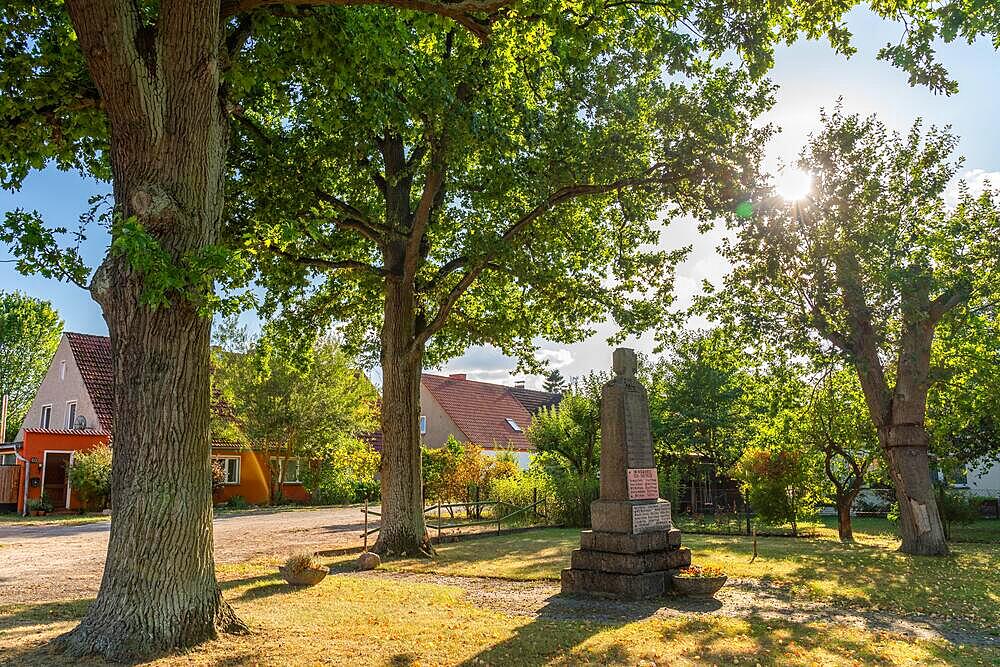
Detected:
[363,497,369,552]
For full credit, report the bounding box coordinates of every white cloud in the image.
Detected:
[533,347,574,369]
[946,169,1000,206]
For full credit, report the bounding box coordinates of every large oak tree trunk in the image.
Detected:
[56,1,245,659]
[373,273,430,556]
[839,254,949,556]
[60,283,245,660]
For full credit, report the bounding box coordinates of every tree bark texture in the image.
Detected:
[835,492,857,543]
[836,254,949,556]
[373,268,431,556]
[56,1,246,659]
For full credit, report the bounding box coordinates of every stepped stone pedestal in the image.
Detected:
[560,348,689,600]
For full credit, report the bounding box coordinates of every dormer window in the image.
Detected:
[505,418,522,432]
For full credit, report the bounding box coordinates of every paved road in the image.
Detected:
[0,506,368,605]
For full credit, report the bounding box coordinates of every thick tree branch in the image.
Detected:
[403,154,445,280]
[411,167,667,351]
[64,0,155,128]
[267,246,387,276]
[928,282,971,323]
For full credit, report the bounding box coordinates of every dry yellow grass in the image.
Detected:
[384,528,1000,627]
[2,558,996,666]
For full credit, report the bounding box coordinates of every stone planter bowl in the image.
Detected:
[279,565,328,586]
[672,574,727,598]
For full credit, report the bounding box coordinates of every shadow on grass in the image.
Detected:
[457,593,662,666]
[0,599,90,667]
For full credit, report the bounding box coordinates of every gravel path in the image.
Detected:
[0,506,368,605]
[352,569,1000,648]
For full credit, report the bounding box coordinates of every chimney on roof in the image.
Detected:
[449,373,467,380]
[514,380,526,389]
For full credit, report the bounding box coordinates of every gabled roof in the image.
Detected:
[65,332,114,431]
[421,374,539,451]
[509,386,562,415]
[63,332,243,439]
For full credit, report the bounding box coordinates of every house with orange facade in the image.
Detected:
[0,332,308,515]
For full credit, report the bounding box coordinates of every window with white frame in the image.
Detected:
[419,415,427,435]
[40,405,52,429]
[212,456,241,484]
[66,401,77,428]
[505,418,522,432]
[271,457,304,484]
[59,360,66,381]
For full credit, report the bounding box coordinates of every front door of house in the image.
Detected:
[43,453,71,509]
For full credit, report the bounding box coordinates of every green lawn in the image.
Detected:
[384,522,1000,629]
[2,558,997,666]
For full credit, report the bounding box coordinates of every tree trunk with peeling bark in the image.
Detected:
[55,0,246,659]
[836,254,951,556]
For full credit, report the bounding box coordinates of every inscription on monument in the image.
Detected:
[626,468,659,500]
[632,502,671,533]
[623,395,654,469]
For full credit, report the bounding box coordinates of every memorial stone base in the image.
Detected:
[561,501,691,600]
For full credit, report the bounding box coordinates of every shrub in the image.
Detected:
[303,438,380,505]
[934,487,985,540]
[226,495,251,510]
[490,474,553,522]
[732,445,824,535]
[211,460,227,496]
[548,472,599,527]
[68,444,113,510]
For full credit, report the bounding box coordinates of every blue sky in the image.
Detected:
[2,9,998,387]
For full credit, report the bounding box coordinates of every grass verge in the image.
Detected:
[1,558,996,666]
[384,525,1000,629]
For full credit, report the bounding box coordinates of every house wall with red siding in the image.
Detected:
[17,430,110,514]
[14,433,309,513]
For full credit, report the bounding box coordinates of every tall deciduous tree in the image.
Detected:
[0,0,553,659]
[647,328,757,470]
[212,322,379,501]
[0,291,63,440]
[230,6,780,555]
[715,107,1000,555]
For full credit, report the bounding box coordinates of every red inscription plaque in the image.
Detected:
[626,468,659,500]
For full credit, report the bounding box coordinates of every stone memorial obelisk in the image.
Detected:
[561,348,690,599]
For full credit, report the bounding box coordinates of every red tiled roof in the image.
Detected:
[360,431,383,451]
[65,332,114,431]
[64,332,242,434]
[509,386,562,415]
[421,374,535,451]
